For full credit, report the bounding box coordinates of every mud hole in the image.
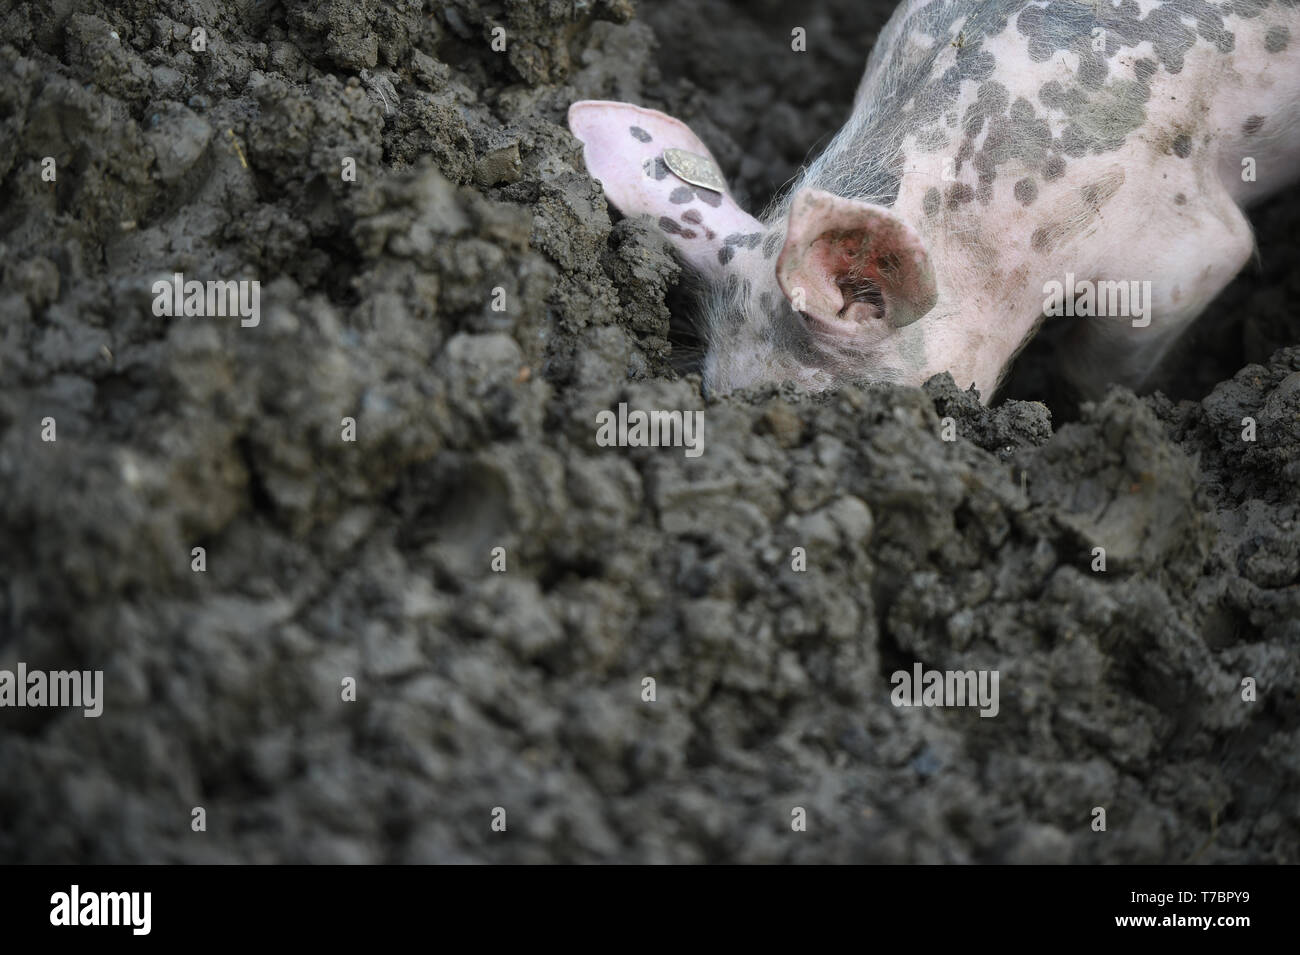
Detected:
[0,1,1297,863]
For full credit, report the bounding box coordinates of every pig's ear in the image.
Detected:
[568,100,764,278]
[776,189,938,333]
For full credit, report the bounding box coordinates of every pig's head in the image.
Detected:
[568,100,940,396]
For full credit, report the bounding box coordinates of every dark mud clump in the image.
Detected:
[0,1,1297,863]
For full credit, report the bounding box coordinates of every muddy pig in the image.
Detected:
[570,0,1300,402]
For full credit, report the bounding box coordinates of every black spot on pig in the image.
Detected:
[963,81,1009,139]
[1133,58,1157,82]
[660,217,697,239]
[1008,97,1053,165]
[762,232,781,258]
[684,210,715,240]
[955,138,975,174]
[1235,0,1274,17]
[957,47,997,83]
[1173,133,1192,158]
[1243,115,1265,135]
[630,126,653,143]
[1058,124,1089,158]
[923,187,941,217]
[1265,26,1289,52]
[1076,45,1109,89]
[973,122,1009,178]
[1031,226,1052,253]
[1015,178,1038,206]
[724,232,763,250]
[946,183,974,208]
[666,180,723,207]
[718,246,735,266]
[1043,156,1066,181]
[643,157,669,181]
[1174,193,1187,205]
[1039,80,1088,116]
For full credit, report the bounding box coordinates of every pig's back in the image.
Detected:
[819,0,1300,211]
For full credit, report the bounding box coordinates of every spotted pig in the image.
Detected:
[569,0,1300,402]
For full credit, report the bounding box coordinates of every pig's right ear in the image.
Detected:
[568,100,764,278]
[777,189,939,334]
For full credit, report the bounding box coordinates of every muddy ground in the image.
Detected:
[0,0,1297,863]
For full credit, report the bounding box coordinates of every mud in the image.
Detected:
[0,0,1296,863]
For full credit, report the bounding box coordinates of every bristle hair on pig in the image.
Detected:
[570,0,1300,403]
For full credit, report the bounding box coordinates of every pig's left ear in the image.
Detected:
[568,100,764,278]
[777,189,938,333]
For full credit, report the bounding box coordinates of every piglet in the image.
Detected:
[570,0,1300,402]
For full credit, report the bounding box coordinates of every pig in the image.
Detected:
[569,0,1300,403]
